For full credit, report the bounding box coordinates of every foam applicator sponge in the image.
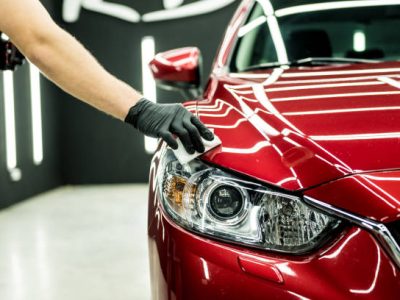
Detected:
[171,135,222,164]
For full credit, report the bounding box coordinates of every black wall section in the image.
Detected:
[0,0,62,208]
[56,0,239,184]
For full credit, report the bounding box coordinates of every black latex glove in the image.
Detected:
[125,98,214,154]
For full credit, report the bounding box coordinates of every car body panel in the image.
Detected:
[198,62,400,192]
[150,47,201,84]
[304,170,400,223]
[147,184,400,299]
[148,0,400,298]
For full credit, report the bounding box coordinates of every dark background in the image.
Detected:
[0,0,239,208]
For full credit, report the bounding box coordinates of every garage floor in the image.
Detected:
[0,185,151,300]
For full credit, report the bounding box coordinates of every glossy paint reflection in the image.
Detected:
[147,1,400,298]
[147,146,400,299]
[199,0,400,190]
[149,47,201,85]
[305,170,400,222]
[148,198,400,299]
[198,61,400,193]
[349,243,381,294]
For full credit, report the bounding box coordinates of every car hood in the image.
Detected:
[304,170,400,222]
[196,62,400,191]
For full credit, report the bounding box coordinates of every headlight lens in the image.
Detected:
[158,149,341,254]
[208,185,245,219]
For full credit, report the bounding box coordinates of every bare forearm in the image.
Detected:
[26,28,142,120]
[0,0,141,120]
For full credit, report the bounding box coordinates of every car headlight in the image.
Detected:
[157,149,342,254]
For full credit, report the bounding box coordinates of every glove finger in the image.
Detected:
[160,131,178,150]
[191,116,214,141]
[172,126,195,154]
[183,120,205,153]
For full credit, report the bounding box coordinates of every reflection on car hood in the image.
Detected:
[304,170,400,222]
[194,62,400,191]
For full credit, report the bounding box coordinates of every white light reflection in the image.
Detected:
[378,76,400,89]
[230,80,384,95]
[249,206,261,232]
[217,13,243,68]
[276,177,297,186]
[262,67,285,85]
[3,71,21,181]
[266,16,288,64]
[321,228,361,260]
[1,32,9,40]
[198,106,234,117]
[267,80,383,93]
[256,0,288,64]
[254,84,280,115]
[252,83,303,135]
[293,128,355,175]
[224,85,280,137]
[272,142,303,188]
[238,15,267,37]
[240,95,265,103]
[221,141,271,154]
[353,31,366,52]
[276,262,296,277]
[363,177,400,207]
[271,91,400,103]
[142,0,236,22]
[206,118,247,129]
[141,36,158,154]
[229,74,400,87]
[282,68,400,77]
[186,99,223,111]
[275,0,400,17]
[310,132,400,141]
[248,113,280,137]
[363,175,400,181]
[287,291,311,300]
[284,106,400,116]
[163,0,184,9]
[274,75,400,85]
[230,73,270,79]
[353,177,398,210]
[200,258,210,281]
[350,243,381,294]
[282,136,302,148]
[30,63,44,165]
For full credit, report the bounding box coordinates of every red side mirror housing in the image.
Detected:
[149,47,202,94]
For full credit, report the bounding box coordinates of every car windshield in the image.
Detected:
[231,0,400,72]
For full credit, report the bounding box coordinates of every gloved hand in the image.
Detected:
[125,98,214,154]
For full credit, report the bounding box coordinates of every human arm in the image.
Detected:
[0,0,214,153]
[0,0,139,119]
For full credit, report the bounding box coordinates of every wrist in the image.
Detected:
[125,97,152,128]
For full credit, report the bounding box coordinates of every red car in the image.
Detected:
[147,1,400,299]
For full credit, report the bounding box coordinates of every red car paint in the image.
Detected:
[201,62,400,192]
[148,211,400,300]
[305,171,400,223]
[150,47,201,85]
[148,0,400,298]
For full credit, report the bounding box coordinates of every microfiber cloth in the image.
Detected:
[172,134,222,164]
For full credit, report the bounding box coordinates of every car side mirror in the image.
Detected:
[149,47,202,99]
